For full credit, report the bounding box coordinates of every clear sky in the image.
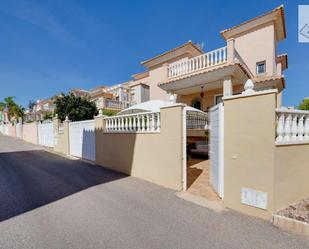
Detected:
[0,0,308,107]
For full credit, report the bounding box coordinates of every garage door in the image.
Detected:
[69,120,95,161]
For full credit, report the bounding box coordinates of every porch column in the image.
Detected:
[223,76,233,97]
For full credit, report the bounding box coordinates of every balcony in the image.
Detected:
[167,46,227,79]
[104,99,131,110]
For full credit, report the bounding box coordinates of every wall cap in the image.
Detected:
[275,140,309,146]
[223,89,278,101]
[160,103,186,110]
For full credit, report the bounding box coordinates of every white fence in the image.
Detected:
[16,123,22,138]
[209,103,224,198]
[38,121,54,147]
[69,120,95,161]
[168,46,227,79]
[276,108,309,145]
[104,112,160,133]
[3,124,9,136]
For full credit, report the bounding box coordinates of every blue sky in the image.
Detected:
[0,0,307,107]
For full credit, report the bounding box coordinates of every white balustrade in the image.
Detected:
[104,112,161,133]
[276,109,309,144]
[168,46,227,79]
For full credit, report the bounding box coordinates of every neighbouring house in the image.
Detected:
[0,109,9,123]
[71,81,150,111]
[25,98,55,122]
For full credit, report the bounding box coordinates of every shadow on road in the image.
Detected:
[0,150,126,222]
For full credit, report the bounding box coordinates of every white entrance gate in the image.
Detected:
[69,119,95,161]
[38,121,54,147]
[209,103,224,198]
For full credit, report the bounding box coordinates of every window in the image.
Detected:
[215,95,223,105]
[256,61,266,75]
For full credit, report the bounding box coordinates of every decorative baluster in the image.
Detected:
[284,113,292,141]
[201,54,205,68]
[129,117,132,131]
[209,53,214,66]
[304,115,309,140]
[276,113,285,142]
[127,117,130,131]
[297,114,305,140]
[151,113,155,131]
[121,117,124,131]
[215,51,218,64]
[157,113,161,131]
[114,118,118,131]
[116,118,120,131]
[109,119,112,131]
[146,114,150,131]
[291,114,298,141]
[137,115,141,131]
[141,114,145,131]
[105,119,108,131]
[132,116,136,131]
[218,49,222,63]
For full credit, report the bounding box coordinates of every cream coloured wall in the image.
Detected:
[95,105,184,190]
[223,91,277,219]
[53,118,70,155]
[274,144,309,211]
[23,122,38,145]
[8,124,16,137]
[234,22,276,77]
[147,64,170,101]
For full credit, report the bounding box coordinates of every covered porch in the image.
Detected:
[160,63,250,112]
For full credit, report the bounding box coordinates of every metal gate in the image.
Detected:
[16,123,22,138]
[69,120,95,161]
[38,121,54,147]
[209,103,224,198]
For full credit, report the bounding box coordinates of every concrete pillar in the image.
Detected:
[223,76,233,97]
[53,116,59,149]
[227,39,235,63]
[63,118,70,155]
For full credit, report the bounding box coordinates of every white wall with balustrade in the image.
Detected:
[104,112,161,133]
[276,108,309,145]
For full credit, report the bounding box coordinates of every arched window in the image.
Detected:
[192,99,201,110]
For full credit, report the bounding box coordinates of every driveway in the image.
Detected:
[0,134,308,249]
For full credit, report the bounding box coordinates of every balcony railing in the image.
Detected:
[168,46,227,79]
[104,99,131,110]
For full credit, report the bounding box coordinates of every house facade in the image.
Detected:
[89,5,286,114]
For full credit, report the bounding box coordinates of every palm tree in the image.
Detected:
[0,96,24,122]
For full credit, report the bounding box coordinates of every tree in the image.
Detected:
[299,98,309,111]
[0,96,24,121]
[28,100,36,111]
[54,93,98,121]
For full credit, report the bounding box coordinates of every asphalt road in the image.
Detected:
[0,134,308,249]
